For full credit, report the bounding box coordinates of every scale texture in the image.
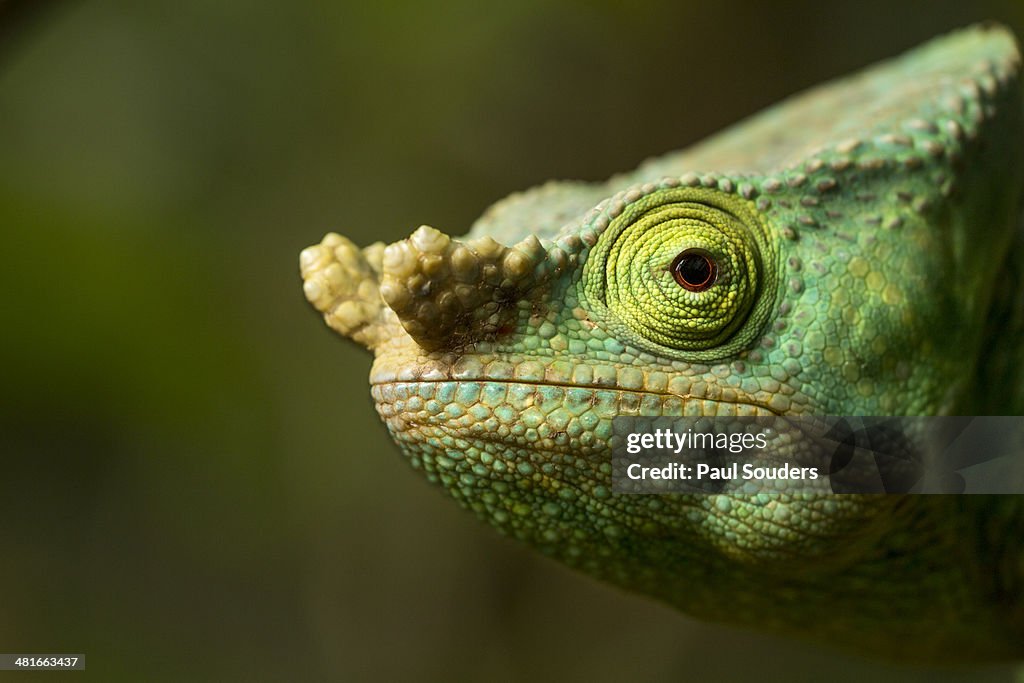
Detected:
[301,24,1024,662]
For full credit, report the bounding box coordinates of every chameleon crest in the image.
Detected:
[301,25,1024,661]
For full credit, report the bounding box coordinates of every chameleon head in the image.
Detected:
[301,24,1024,661]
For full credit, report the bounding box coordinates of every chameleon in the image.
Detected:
[300,24,1024,662]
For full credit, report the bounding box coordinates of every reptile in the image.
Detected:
[300,24,1024,662]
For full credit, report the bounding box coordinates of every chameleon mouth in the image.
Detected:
[368,351,790,418]
[371,379,781,448]
[369,377,784,471]
[369,380,789,501]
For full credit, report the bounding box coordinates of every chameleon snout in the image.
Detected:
[302,225,571,353]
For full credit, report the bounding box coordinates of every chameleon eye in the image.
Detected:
[671,248,718,292]
[585,187,778,359]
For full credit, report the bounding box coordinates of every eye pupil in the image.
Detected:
[671,249,717,292]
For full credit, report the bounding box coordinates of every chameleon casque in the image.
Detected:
[300,25,1024,662]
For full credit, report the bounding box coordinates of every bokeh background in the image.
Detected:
[2,1,1023,681]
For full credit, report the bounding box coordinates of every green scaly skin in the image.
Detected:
[300,24,1024,662]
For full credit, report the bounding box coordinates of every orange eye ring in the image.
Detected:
[670,248,718,292]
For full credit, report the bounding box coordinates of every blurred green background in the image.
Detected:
[2,1,1023,681]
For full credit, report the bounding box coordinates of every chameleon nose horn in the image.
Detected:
[301,225,569,353]
[300,233,388,351]
[379,225,565,352]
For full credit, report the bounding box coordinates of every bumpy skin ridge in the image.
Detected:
[302,25,1024,662]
